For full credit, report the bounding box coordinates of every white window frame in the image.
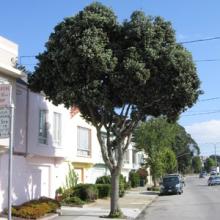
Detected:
[77,126,91,157]
[38,110,48,145]
[53,112,62,146]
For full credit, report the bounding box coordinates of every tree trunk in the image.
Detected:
[152,175,157,187]
[109,168,122,218]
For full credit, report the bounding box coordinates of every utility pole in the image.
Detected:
[214,144,217,170]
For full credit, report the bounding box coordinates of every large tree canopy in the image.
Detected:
[28,2,201,217]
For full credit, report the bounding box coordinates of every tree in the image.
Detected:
[161,147,177,174]
[192,156,202,173]
[204,157,216,173]
[134,117,199,182]
[171,125,200,173]
[134,118,177,186]
[28,3,201,217]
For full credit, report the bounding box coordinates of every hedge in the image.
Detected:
[129,171,140,188]
[61,196,85,206]
[96,184,111,198]
[73,184,98,202]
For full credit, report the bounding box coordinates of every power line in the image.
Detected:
[195,59,220,62]
[183,110,220,117]
[179,36,220,44]
[199,97,220,102]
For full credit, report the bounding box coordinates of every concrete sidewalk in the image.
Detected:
[54,187,158,220]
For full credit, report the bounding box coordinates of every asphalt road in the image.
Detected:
[137,175,220,220]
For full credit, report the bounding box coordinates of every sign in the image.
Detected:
[0,84,11,107]
[0,108,10,138]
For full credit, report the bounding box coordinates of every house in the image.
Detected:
[0,36,23,212]
[0,36,148,212]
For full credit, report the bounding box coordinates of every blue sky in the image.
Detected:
[1,0,220,155]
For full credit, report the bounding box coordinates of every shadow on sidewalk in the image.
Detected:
[140,191,159,196]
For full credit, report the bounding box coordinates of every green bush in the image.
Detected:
[124,181,131,190]
[129,171,140,188]
[62,196,85,206]
[73,184,98,202]
[96,175,111,184]
[96,184,111,198]
[95,175,127,198]
[61,187,75,199]
[147,186,160,191]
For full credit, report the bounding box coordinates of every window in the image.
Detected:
[137,154,144,165]
[124,150,130,164]
[77,126,91,157]
[38,110,47,144]
[132,150,137,164]
[53,112,61,146]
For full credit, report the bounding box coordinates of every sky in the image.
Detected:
[1,0,220,156]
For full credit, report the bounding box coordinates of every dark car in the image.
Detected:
[160,175,184,195]
[199,172,206,178]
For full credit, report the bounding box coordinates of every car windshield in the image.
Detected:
[163,176,179,184]
[215,177,220,180]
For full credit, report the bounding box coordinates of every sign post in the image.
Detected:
[0,84,13,220]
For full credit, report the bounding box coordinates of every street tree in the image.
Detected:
[192,156,202,173]
[161,147,177,174]
[28,2,201,217]
[134,118,178,185]
[172,125,200,173]
[204,157,216,173]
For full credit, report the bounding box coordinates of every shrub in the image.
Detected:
[95,175,127,198]
[61,187,75,200]
[73,184,98,202]
[124,181,131,190]
[96,175,111,184]
[129,170,140,188]
[62,196,85,206]
[147,186,160,191]
[6,198,60,219]
[65,163,78,189]
[96,184,111,198]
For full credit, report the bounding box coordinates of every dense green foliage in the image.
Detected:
[192,156,202,173]
[161,147,177,174]
[129,170,140,187]
[73,184,98,202]
[96,175,111,184]
[96,184,111,198]
[62,196,85,206]
[204,157,217,172]
[134,117,200,184]
[28,2,201,216]
[64,164,78,189]
[95,175,127,197]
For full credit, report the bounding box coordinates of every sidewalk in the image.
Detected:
[53,186,158,220]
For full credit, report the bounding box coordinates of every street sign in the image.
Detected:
[0,84,11,107]
[0,107,10,138]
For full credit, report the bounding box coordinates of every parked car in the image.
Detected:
[160,174,184,195]
[208,176,220,186]
[199,172,206,178]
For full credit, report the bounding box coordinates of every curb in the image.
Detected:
[135,194,159,219]
[0,213,59,220]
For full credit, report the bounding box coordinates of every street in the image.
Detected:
[137,175,220,220]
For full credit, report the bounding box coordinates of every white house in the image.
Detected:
[0,36,23,212]
[0,36,147,212]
